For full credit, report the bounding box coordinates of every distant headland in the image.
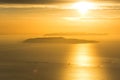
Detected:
[23,37,99,44]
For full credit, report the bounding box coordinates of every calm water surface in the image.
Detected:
[0,35,120,80]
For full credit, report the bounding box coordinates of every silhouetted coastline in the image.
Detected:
[23,37,99,44]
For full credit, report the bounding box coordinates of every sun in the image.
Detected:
[72,1,95,14]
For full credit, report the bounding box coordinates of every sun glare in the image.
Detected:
[72,1,95,14]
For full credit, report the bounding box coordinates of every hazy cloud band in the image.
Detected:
[0,0,120,4]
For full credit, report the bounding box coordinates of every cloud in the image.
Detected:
[0,0,119,10]
[0,0,119,4]
[0,0,75,4]
[0,4,59,8]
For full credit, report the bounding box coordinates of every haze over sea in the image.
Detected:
[0,34,120,80]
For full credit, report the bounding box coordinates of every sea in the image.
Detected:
[0,34,120,80]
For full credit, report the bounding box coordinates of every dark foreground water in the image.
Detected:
[0,35,120,80]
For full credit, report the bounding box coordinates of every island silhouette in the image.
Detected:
[23,37,99,44]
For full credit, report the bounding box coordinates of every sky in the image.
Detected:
[0,0,120,34]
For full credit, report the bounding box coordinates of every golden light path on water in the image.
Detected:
[62,44,108,80]
[72,44,99,67]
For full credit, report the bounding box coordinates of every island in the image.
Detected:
[23,37,99,44]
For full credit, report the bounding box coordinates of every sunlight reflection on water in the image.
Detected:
[62,44,108,80]
[71,44,98,67]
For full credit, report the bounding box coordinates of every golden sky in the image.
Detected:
[0,0,120,34]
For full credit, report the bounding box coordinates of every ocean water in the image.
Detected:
[0,35,120,80]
